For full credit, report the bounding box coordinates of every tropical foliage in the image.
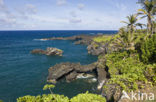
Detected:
[43,84,55,94]
[93,35,112,43]
[70,92,106,102]
[140,34,156,63]
[104,52,147,91]
[17,84,106,102]
[17,94,69,102]
[121,14,144,33]
[17,92,106,102]
[138,0,156,34]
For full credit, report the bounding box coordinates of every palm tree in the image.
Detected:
[137,0,156,34]
[121,14,144,34]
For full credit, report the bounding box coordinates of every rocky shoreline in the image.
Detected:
[34,34,126,102]
[44,34,121,101]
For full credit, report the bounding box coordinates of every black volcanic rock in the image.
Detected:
[47,62,97,84]
[31,47,63,56]
[43,35,100,45]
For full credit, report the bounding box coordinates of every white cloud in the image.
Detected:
[0,0,17,28]
[69,18,82,23]
[30,15,68,23]
[25,4,37,14]
[56,0,66,6]
[77,3,85,10]
[14,4,37,20]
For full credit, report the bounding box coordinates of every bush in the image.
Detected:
[93,35,113,43]
[70,92,106,102]
[17,94,69,102]
[17,92,106,102]
[140,34,156,64]
[145,64,156,84]
[105,52,147,91]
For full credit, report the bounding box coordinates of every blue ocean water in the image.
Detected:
[0,30,117,102]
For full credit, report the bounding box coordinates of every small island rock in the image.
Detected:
[31,47,63,56]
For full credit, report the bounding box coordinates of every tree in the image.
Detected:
[137,0,156,34]
[43,84,55,94]
[121,14,144,34]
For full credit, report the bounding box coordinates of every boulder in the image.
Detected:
[31,47,63,56]
[31,49,46,54]
[66,71,78,82]
[74,63,97,72]
[46,47,63,56]
[47,63,76,83]
[87,42,109,55]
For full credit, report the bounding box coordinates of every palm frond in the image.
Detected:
[138,9,147,14]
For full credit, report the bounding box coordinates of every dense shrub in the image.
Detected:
[105,52,147,91]
[70,92,106,102]
[145,64,156,84]
[17,94,69,102]
[140,34,156,63]
[17,92,106,102]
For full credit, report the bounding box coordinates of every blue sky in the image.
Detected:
[0,0,144,30]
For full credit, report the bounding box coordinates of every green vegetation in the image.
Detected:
[137,0,156,34]
[93,35,112,43]
[17,92,106,102]
[140,34,156,63]
[121,14,144,33]
[70,92,106,102]
[105,52,147,91]
[43,84,55,94]
[17,94,69,102]
[145,64,156,84]
[17,85,106,102]
[98,33,156,93]
[96,0,156,96]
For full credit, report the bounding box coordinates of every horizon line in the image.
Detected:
[0,29,118,31]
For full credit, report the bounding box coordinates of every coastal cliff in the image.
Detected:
[46,33,156,102]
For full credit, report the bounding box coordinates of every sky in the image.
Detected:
[0,0,144,30]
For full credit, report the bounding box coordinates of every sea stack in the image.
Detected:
[31,47,63,56]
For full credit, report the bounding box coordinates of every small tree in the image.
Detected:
[121,14,144,34]
[43,84,55,94]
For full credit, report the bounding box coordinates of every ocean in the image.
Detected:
[0,30,117,102]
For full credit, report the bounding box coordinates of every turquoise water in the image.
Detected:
[0,30,117,102]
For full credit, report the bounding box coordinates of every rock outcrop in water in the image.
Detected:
[42,34,119,56]
[47,62,97,84]
[31,47,63,56]
[43,35,100,45]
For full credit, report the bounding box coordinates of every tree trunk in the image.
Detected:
[147,15,152,34]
